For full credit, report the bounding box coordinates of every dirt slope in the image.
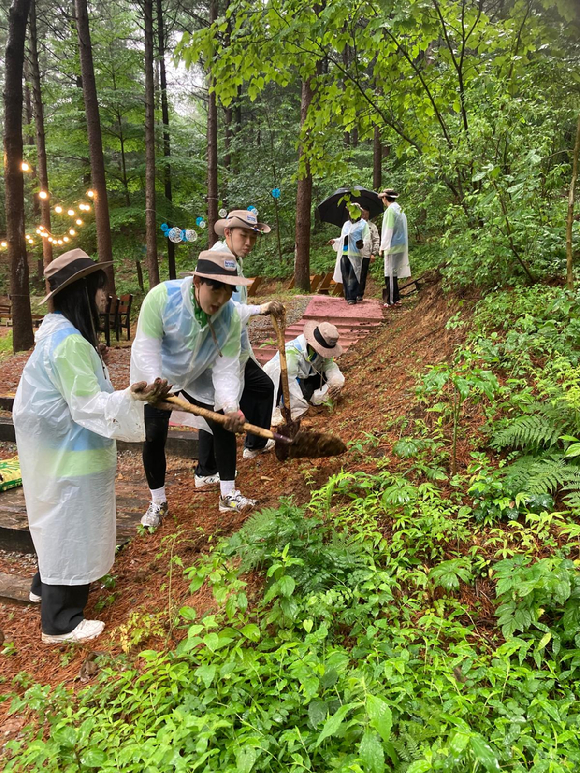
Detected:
[0,275,470,738]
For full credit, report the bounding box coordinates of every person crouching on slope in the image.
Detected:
[14,249,170,644]
[263,321,345,424]
[130,251,255,529]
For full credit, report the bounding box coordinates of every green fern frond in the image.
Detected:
[492,414,562,451]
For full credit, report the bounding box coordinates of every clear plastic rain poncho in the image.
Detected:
[130,277,242,424]
[332,219,371,284]
[380,201,411,299]
[211,240,265,394]
[13,314,145,585]
[263,334,345,423]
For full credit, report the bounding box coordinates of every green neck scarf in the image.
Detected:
[192,285,209,327]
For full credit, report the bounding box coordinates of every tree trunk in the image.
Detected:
[373,126,382,191]
[29,0,53,296]
[4,0,34,352]
[206,0,218,247]
[74,0,116,294]
[566,115,580,290]
[294,78,313,292]
[157,0,175,279]
[144,0,159,286]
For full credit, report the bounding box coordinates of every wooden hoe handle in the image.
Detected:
[161,395,276,441]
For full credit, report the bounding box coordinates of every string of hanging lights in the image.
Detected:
[0,174,95,250]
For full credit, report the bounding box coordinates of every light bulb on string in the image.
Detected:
[63,236,69,243]
[21,162,30,172]
[75,219,83,226]
[1,242,7,248]
[69,229,76,236]
[67,209,75,217]
[86,190,94,198]
[48,237,53,243]
[57,240,63,245]
[38,191,48,200]
[55,205,62,214]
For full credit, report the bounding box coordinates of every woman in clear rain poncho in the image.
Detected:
[378,188,411,308]
[13,249,169,644]
[264,321,345,424]
[331,204,371,304]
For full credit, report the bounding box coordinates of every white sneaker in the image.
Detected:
[195,473,220,489]
[243,438,275,460]
[29,591,41,603]
[140,501,168,529]
[219,490,257,513]
[42,618,105,644]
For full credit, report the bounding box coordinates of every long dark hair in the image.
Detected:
[53,270,108,348]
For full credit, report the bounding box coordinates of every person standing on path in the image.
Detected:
[331,204,370,304]
[131,251,256,529]
[211,209,283,460]
[14,249,170,644]
[358,207,380,302]
[378,188,411,307]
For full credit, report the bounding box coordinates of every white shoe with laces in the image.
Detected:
[219,490,257,513]
[195,473,220,489]
[243,438,275,460]
[29,591,41,603]
[41,618,105,644]
[140,501,168,529]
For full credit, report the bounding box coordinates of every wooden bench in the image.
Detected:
[317,272,334,295]
[246,277,262,298]
[287,273,323,293]
[0,302,12,326]
[117,293,133,341]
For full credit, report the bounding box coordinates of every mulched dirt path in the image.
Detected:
[0,274,476,743]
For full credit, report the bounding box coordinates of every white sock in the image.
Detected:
[220,480,235,497]
[150,486,166,505]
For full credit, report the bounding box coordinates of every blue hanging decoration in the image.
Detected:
[160,223,200,243]
[160,223,169,234]
[196,216,204,226]
[247,205,258,214]
[271,188,281,199]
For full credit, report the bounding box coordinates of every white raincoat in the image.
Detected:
[263,334,345,423]
[13,314,145,585]
[380,202,410,297]
[332,219,371,284]
[210,240,266,397]
[130,277,242,426]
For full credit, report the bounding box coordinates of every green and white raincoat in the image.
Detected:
[332,219,371,284]
[263,334,345,423]
[380,202,410,296]
[13,314,145,585]
[130,277,242,426]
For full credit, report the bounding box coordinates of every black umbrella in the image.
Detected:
[317,186,383,229]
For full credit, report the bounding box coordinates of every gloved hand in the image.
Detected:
[223,409,246,434]
[260,300,285,318]
[327,385,343,401]
[130,378,172,403]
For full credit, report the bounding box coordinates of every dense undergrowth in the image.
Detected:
[4,283,580,771]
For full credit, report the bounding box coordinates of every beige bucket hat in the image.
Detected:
[194,250,253,286]
[42,248,112,304]
[303,321,343,358]
[214,209,271,237]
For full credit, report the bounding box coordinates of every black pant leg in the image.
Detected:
[240,358,275,450]
[183,394,237,482]
[196,429,218,477]
[31,570,42,597]
[143,403,171,490]
[358,258,370,299]
[40,582,90,635]
[383,274,400,305]
[299,372,327,403]
[341,256,360,301]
